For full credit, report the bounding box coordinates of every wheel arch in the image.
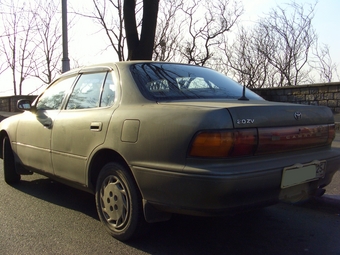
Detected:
[88,148,172,224]
[0,130,9,159]
[88,149,134,192]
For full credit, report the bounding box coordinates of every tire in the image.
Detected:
[95,162,147,241]
[3,136,20,184]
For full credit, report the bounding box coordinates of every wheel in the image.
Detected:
[95,162,146,241]
[3,136,20,184]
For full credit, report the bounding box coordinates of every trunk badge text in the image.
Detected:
[236,119,255,124]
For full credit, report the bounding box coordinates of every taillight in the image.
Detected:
[328,124,336,144]
[189,124,334,158]
[256,124,333,155]
[189,129,257,158]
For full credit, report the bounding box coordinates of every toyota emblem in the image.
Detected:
[294,112,302,120]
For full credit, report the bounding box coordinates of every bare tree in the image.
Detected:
[78,0,158,61]
[221,27,271,88]
[0,47,8,76]
[153,0,184,62]
[311,42,339,83]
[124,0,160,60]
[255,2,317,86]
[0,0,38,95]
[77,0,127,61]
[71,0,336,88]
[181,0,243,66]
[77,0,241,64]
[31,0,63,85]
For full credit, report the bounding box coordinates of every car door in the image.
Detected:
[51,70,117,184]
[16,76,76,174]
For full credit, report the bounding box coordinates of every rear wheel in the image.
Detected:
[3,136,20,184]
[95,162,146,241]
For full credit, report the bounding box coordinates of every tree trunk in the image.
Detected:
[124,0,159,60]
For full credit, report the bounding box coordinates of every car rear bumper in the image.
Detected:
[131,147,340,216]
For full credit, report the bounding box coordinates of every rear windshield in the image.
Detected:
[130,63,263,101]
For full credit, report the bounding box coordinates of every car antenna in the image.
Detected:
[238,84,249,101]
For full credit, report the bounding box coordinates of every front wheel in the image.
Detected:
[3,136,20,184]
[95,162,146,241]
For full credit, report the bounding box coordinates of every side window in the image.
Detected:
[36,76,75,110]
[100,72,116,107]
[66,72,106,109]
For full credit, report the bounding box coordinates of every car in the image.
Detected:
[1,61,340,241]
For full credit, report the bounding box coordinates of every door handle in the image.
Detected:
[90,122,103,132]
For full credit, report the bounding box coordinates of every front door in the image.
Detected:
[16,76,76,174]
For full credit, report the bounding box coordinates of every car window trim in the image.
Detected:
[78,66,113,74]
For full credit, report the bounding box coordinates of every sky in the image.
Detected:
[240,0,340,68]
[71,0,340,68]
[0,0,339,95]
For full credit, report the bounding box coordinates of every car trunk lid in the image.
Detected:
[162,99,335,156]
[160,99,334,128]
[227,102,333,128]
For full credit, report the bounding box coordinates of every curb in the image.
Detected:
[312,194,340,210]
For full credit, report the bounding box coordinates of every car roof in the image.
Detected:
[58,61,196,79]
[60,61,148,75]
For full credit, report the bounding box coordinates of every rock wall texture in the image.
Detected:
[0,95,37,112]
[252,82,340,113]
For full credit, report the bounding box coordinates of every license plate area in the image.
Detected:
[281,161,326,189]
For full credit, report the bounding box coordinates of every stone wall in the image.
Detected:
[0,95,37,112]
[252,82,340,113]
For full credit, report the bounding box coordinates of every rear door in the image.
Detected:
[51,69,118,184]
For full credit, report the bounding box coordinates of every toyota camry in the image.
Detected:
[1,61,339,241]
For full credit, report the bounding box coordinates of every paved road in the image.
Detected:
[0,139,340,254]
[0,171,340,255]
[1,170,340,255]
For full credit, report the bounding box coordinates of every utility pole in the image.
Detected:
[61,0,70,73]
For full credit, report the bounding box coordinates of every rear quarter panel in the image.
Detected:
[103,103,234,172]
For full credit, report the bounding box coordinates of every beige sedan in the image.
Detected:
[1,61,340,241]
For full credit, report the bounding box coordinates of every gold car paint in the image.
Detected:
[15,110,60,174]
[105,103,234,174]
[51,107,115,184]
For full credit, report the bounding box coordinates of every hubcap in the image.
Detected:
[100,175,129,229]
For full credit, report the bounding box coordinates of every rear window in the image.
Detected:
[130,63,263,101]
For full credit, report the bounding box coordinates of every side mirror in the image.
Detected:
[17,99,34,111]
